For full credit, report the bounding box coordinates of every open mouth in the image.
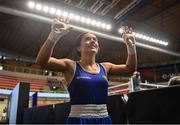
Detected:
[89,44,97,49]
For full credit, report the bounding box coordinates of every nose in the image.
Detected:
[90,38,96,43]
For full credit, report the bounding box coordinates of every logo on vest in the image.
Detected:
[76,76,92,80]
[102,75,108,81]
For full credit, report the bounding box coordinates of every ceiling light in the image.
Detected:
[118,28,123,34]
[86,18,91,24]
[49,8,56,15]
[138,34,143,39]
[35,3,42,10]
[28,1,35,8]
[62,11,68,18]
[43,6,49,12]
[80,17,86,23]
[91,20,96,26]
[101,23,106,29]
[27,1,112,31]
[69,13,74,19]
[164,42,168,46]
[96,21,101,27]
[56,9,62,16]
[75,15,80,21]
[144,36,150,41]
[106,24,111,30]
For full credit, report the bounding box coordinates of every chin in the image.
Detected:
[85,50,98,55]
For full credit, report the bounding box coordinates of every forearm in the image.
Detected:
[35,31,63,68]
[126,45,137,73]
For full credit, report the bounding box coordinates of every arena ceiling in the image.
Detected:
[0,0,180,67]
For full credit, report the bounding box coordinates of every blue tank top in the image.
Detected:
[68,62,108,105]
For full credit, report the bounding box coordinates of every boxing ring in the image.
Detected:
[1,79,179,124]
[108,82,168,95]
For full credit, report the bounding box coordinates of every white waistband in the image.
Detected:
[69,104,109,118]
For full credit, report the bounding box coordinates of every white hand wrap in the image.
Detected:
[127,44,136,55]
[47,30,68,43]
[47,31,60,42]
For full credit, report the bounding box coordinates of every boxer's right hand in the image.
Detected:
[51,17,70,34]
[48,17,71,42]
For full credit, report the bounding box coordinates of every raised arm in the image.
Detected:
[36,18,73,73]
[102,26,137,76]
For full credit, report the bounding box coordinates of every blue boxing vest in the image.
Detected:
[68,62,108,105]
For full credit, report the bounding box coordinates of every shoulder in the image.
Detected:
[54,58,76,73]
[55,58,75,66]
[100,62,113,73]
[62,58,76,69]
[63,59,77,83]
[59,58,74,63]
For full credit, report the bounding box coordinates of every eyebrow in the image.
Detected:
[84,35,98,40]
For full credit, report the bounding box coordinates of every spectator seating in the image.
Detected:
[0,74,49,92]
